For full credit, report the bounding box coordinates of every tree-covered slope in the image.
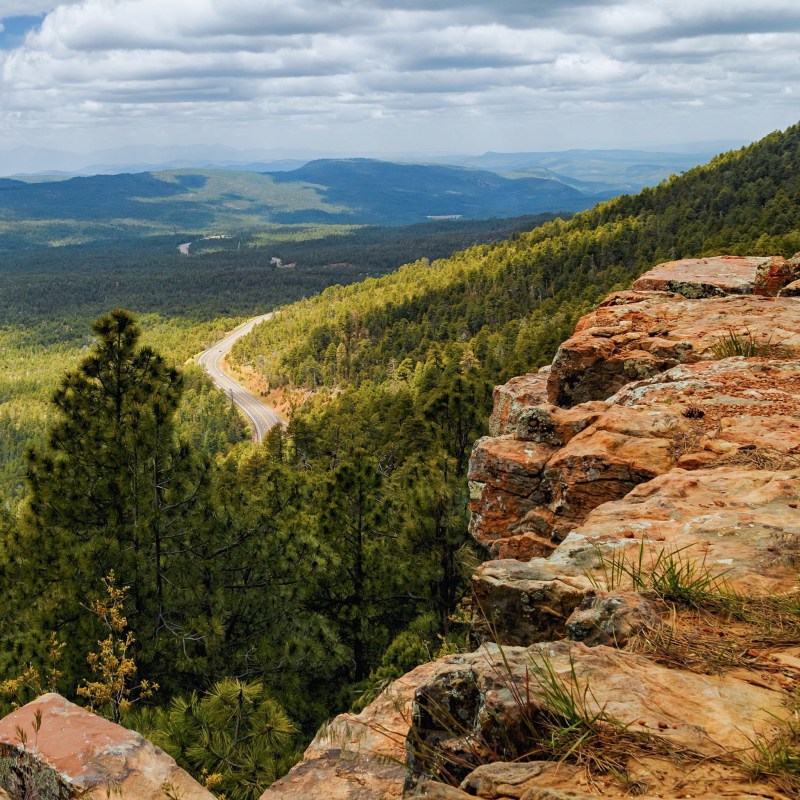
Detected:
[232,124,800,392]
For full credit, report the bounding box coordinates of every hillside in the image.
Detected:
[231,125,800,395]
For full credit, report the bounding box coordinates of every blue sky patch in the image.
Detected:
[0,15,44,50]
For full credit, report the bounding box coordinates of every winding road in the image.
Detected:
[196,314,284,443]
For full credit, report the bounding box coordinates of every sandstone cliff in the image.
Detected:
[264,254,800,800]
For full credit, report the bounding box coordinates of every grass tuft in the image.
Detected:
[742,705,800,794]
[710,327,776,359]
[590,542,731,609]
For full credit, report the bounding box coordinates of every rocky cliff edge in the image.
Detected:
[265,254,800,800]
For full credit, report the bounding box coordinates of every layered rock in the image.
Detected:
[0,693,214,800]
[255,256,800,800]
[471,560,592,646]
[263,661,442,800]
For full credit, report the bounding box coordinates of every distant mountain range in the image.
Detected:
[0,141,742,192]
[0,158,616,246]
[0,144,735,247]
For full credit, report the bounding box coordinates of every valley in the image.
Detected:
[1,124,800,800]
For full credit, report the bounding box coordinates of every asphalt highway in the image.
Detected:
[196,313,284,443]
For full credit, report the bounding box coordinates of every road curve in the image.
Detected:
[196,313,284,443]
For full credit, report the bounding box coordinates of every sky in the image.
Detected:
[0,0,799,159]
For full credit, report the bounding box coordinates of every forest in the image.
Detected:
[1,123,800,797]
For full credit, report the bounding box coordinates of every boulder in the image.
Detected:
[468,437,558,558]
[416,754,791,799]
[472,358,800,562]
[471,560,593,646]
[0,693,215,800]
[459,761,583,798]
[755,255,800,296]
[547,293,800,407]
[538,404,683,536]
[416,761,589,799]
[470,403,690,555]
[263,661,442,800]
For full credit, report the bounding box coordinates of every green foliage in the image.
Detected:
[744,706,800,794]
[0,214,548,506]
[130,678,300,800]
[2,310,210,691]
[710,327,777,358]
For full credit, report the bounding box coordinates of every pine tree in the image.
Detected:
[3,310,209,687]
[140,678,299,800]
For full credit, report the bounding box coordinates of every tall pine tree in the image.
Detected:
[3,310,209,688]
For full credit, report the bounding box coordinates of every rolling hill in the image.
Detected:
[0,159,611,248]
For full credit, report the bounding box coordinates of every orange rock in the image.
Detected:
[0,694,215,800]
[547,293,800,407]
[488,369,550,437]
[263,661,443,800]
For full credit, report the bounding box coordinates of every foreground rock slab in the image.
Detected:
[407,642,785,790]
[0,693,215,800]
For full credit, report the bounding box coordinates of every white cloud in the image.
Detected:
[0,0,799,154]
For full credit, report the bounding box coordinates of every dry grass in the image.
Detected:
[668,427,703,462]
[723,446,800,471]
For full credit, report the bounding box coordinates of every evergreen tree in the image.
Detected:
[317,453,399,681]
[3,310,209,687]
[136,678,299,800]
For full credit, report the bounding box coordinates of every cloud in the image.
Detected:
[0,0,799,154]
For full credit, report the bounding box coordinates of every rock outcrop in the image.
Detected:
[55,254,789,800]
[0,693,215,800]
[450,256,800,798]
